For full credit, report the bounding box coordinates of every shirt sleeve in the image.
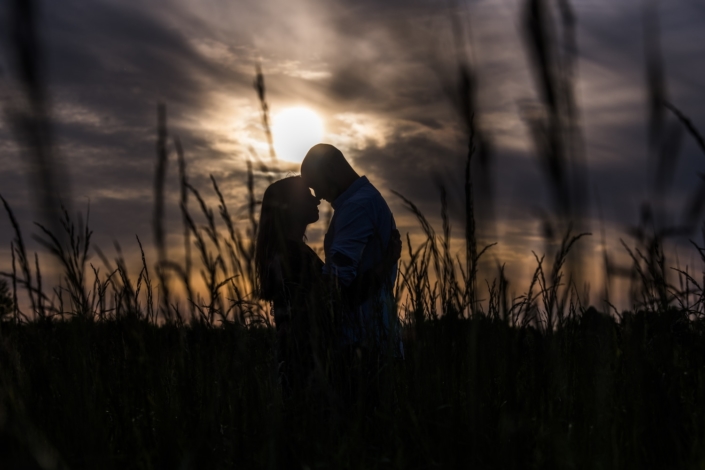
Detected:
[324,202,376,287]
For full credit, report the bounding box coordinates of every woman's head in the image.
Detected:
[259,176,320,231]
[255,176,320,299]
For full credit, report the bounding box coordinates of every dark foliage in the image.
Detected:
[1,309,705,469]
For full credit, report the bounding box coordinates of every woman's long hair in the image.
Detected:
[255,176,302,301]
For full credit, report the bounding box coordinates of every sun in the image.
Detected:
[271,107,325,163]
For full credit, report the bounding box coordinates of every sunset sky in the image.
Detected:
[1,0,704,308]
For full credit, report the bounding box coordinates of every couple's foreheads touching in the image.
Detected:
[300,143,360,204]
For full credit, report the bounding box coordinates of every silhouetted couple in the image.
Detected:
[255,144,402,408]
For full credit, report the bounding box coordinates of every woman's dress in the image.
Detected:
[269,240,327,395]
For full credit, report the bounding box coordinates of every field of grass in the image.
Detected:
[1,300,705,468]
[1,157,705,469]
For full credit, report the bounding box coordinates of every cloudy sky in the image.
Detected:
[1,0,704,308]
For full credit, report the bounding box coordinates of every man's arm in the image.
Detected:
[324,202,377,287]
[343,228,401,307]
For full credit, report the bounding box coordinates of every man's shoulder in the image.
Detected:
[346,179,389,210]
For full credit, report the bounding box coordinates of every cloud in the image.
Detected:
[1,0,704,309]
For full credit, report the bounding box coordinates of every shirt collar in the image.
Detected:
[331,176,369,210]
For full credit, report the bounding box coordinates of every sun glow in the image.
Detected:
[272,107,325,163]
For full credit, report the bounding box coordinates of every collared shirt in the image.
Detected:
[323,176,401,352]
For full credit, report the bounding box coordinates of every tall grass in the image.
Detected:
[1,80,704,469]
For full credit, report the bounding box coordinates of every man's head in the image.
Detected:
[301,144,359,203]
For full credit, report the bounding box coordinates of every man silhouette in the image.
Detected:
[301,144,402,359]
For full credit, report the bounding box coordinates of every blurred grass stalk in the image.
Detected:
[4,0,71,261]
